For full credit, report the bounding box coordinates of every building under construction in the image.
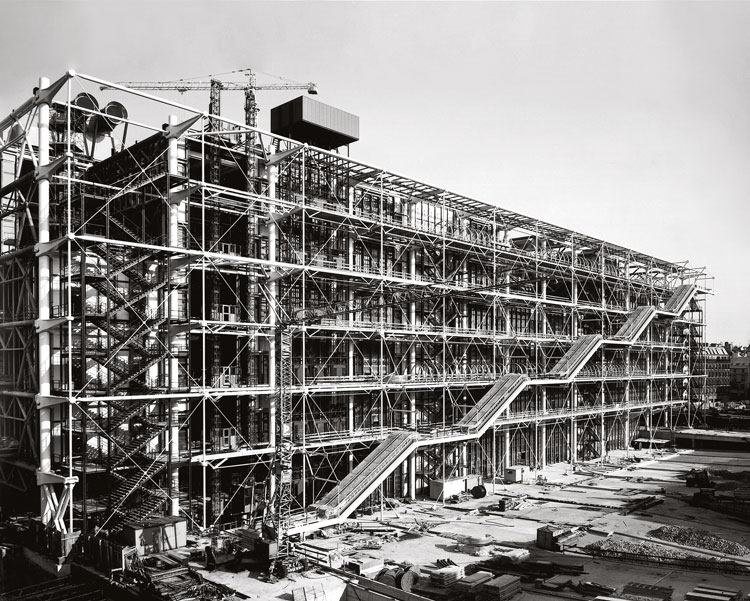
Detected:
[0,71,710,547]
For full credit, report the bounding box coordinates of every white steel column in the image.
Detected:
[348,394,354,473]
[267,160,278,500]
[407,242,417,499]
[408,395,416,500]
[37,77,53,523]
[503,428,510,470]
[571,279,579,338]
[541,278,547,337]
[409,247,417,373]
[460,442,467,478]
[625,410,631,450]
[570,387,578,465]
[540,388,547,469]
[348,197,355,383]
[504,272,511,335]
[347,195,355,474]
[167,115,187,516]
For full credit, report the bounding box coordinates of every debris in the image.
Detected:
[293,582,328,601]
[686,469,715,488]
[586,538,691,560]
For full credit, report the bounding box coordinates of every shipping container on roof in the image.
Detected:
[271,96,359,150]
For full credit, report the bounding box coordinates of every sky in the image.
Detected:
[1,1,748,343]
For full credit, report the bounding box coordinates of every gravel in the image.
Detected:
[586,538,693,560]
[648,525,750,556]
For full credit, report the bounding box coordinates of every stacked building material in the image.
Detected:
[345,554,384,576]
[477,575,521,600]
[429,565,465,587]
[575,581,617,596]
[454,570,493,593]
[685,586,742,601]
[621,582,673,601]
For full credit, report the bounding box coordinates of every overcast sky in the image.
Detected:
[1,1,748,343]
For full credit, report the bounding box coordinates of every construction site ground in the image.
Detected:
[193,448,750,600]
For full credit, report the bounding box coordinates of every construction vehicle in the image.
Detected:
[686,468,715,488]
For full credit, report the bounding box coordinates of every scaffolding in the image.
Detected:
[0,71,710,541]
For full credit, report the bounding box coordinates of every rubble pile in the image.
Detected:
[649,525,750,556]
[586,538,692,560]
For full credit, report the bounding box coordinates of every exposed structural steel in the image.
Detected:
[0,72,710,546]
[105,70,319,129]
[311,284,697,527]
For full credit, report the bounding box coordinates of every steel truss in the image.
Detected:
[0,72,709,543]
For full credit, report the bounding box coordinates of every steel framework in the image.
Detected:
[0,72,710,543]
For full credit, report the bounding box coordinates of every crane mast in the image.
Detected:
[106,70,317,192]
[105,70,317,129]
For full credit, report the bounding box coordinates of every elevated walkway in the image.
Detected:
[612,306,657,343]
[658,284,696,316]
[315,373,529,519]
[609,285,696,344]
[315,431,419,518]
[301,288,699,529]
[455,373,529,436]
[547,334,602,380]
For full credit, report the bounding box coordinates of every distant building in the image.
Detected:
[704,343,730,404]
[729,354,750,402]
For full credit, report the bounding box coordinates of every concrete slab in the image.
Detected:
[184,448,750,600]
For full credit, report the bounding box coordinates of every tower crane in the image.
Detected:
[102,70,317,186]
[101,69,318,128]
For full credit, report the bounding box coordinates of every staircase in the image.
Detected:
[315,431,419,518]
[303,286,701,530]
[110,422,166,468]
[314,374,531,519]
[108,397,160,430]
[660,284,697,316]
[607,284,696,345]
[88,347,167,393]
[84,239,171,394]
[547,334,602,380]
[107,489,169,531]
[109,453,167,504]
[455,373,529,435]
[612,306,656,343]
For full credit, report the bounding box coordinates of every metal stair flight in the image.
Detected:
[659,284,696,316]
[297,285,701,534]
[314,374,530,520]
[611,306,657,343]
[547,334,602,380]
